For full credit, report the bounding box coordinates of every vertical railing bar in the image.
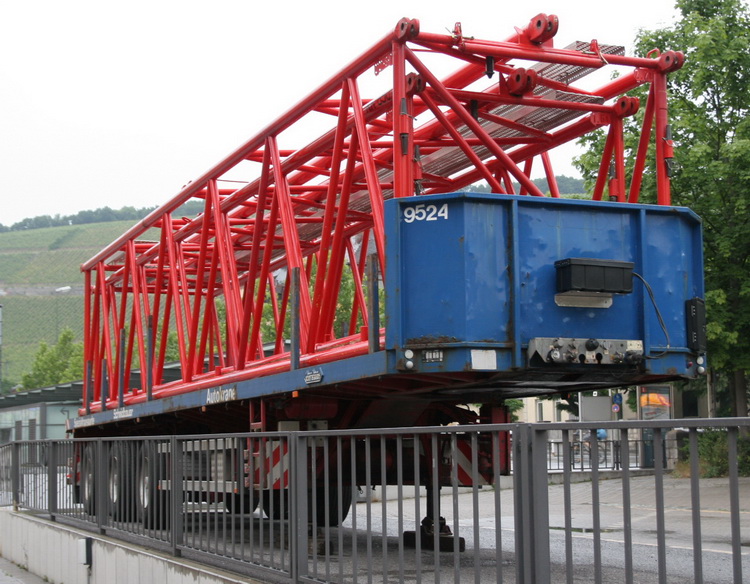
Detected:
[319,435,326,573]
[621,428,634,583]
[294,433,308,582]
[350,435,359,582]
[431,433,441,584]
[414,433,422,581]
[267,438,275,567]
[471,432,480,584]
[97,439,106,533]
[183,440,189,550]
[397,434,405,584]
[591,432,602,584]
[280,435,288,572]
[193,440,199,552]
[311,436,319,579]
[237,438,246,563]
[232,439,239,559]
[223,441,230,557]
[332,435,339,583]
[258,436,265,567]
[60,442,68,517]
[513,425,530,584]
[450,434,460,584]
[118,441,124,529]
[248,436,256,564]
[532,427,552,584]
[365,435,373,584]
[200,441,208,550]
[727,427,743,584]
[493,431,503,584]
[11,442,18,512]
[47,441,58,520]
[213,440,220,555]
[221,441,228,557]
[562,429,573,584]
[688,428,703,584]
[653,427,667,584]
[172,436,184,557]
[224,440,230,557]
[337,436,345,584]
[380,435,388,582]
[131,439,138,537]
[323,435,331,582]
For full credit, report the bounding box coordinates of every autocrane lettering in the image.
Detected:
[206,386,237,405]
[113,408,134,420]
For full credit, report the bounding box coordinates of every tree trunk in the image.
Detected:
[732,370,748,418]
[732,370,749,438]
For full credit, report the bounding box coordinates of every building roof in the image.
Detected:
[0,381,83,409]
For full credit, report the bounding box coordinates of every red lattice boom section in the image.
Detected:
[81,14,684,412]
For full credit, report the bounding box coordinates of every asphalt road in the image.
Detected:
[335,474,750,583]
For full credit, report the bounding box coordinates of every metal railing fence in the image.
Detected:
[1,418,748,584]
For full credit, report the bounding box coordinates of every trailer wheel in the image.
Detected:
[136,443,170,529]
[80,444,96,515]
[262,486,353,526]
[262,488,289,520]
[313,485,352,527]
[108,442,134,521]
[225,491,260,514]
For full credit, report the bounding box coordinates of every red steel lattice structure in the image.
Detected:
[81,14,684,413]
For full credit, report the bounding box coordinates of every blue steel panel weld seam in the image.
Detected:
[510,200,522,369]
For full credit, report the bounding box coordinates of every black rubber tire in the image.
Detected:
[313,484,353,527]
[225,491,260,514]
[108,442,135,521]
[262,485,353,526]
[80,444,96,516]
[136,443,170,530]
[262,488,289,520]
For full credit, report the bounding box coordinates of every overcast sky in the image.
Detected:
[0,0,680,227]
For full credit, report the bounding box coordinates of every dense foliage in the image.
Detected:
[468,175,585,195]
[694,429,750,477]
[575,0,750,417]
[20,329,83,390]
[0,200,206,232]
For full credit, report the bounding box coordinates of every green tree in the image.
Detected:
[576,0,750,417]
[21,328,84,390]
[503,398,525,422]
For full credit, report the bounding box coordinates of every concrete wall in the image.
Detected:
[0,509,263,584]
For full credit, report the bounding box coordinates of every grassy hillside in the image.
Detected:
[0,221,135,387]
[0,221,135,285]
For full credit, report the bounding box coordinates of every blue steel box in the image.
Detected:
[384,192,704,377]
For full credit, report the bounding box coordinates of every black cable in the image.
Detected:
[633,272,670,359]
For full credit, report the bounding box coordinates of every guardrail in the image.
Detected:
[1,418,748,584]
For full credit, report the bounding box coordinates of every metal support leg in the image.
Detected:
[403,438,465,552]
